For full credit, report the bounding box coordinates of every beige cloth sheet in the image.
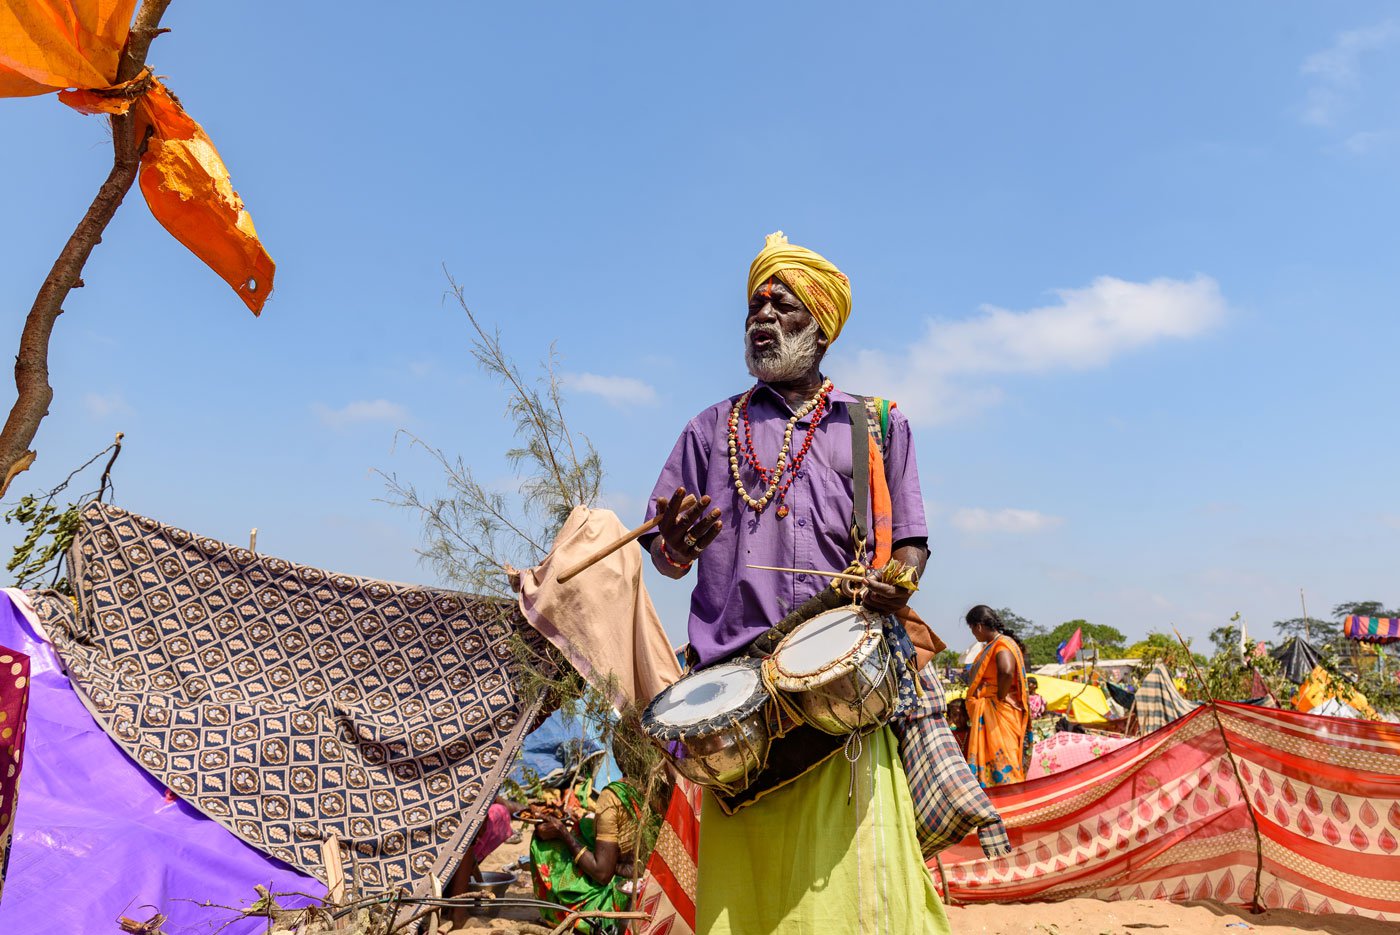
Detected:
[519,506,681,710]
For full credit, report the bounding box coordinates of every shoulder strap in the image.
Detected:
[846,400,870,563]
[862,397,893,456]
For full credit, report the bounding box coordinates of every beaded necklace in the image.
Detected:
[727,379,834,518]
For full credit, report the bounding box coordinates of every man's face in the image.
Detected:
[744,277,829,382]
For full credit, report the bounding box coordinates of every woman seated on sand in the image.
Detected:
[529,733,666,933]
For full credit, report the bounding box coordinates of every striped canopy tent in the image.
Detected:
[1344,615,1400,645]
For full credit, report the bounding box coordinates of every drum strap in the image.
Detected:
[848,400,871,565]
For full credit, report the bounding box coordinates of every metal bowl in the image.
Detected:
[465,870,517,900]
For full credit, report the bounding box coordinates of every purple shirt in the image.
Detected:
[644,382,928,666]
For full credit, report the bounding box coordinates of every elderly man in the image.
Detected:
[641,233,957,934]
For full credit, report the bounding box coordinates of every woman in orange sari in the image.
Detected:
[963,605,1030,787]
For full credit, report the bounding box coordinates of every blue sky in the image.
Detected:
[1,2,1396,650]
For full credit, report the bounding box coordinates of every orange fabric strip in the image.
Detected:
[2,4,274,313]
[133,80,275,314]
[868,433,892,568]
[0,0,137,98]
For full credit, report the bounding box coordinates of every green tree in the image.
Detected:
[1333,600,1396,620]
[1124,631,1204,671]
[1273,616,1322,641]
[1209,624,1241,655]
[1185,648,1292,704]
[1022,620,1125,667]
[934,648,961,669]
[382,274,601,600]
[994,607,1039,636]
[382,279,672,883]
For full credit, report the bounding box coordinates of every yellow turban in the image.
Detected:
[747,231,852,345]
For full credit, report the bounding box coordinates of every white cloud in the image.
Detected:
[950,508,1063,534]
[1337,129,1395,156]
[82,392,131,418]
[1300,21,1398,126]
[832,274,1227,425]
[313,399,410,428]
[564,372,658,407]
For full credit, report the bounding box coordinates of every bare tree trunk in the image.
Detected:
[0,0,174,496]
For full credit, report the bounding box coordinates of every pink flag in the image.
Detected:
[1057,627,1083,664]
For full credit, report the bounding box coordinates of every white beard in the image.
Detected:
[745,316,823,382]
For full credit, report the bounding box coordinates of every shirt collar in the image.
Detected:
[751,379,857,413]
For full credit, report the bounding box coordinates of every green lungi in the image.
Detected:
[696,726,950,935]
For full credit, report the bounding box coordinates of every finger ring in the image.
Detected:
[683,534,699,551]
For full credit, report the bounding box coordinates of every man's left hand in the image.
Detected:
[861,574,910,613]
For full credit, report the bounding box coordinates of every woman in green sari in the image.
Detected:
[529,737,665,933]
[530,780,644,933]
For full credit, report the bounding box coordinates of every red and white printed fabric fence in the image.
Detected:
[933,702,1400,920]
[634,779,702,935]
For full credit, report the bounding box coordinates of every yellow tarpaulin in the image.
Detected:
[947,673,1112,726]
[1032,674,1112,725]
[0,1,273,312]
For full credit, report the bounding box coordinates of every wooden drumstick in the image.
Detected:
[556,495,698,583]
[745,563,869,584]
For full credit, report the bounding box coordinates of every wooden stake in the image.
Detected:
[426,872,443,935]
[555,496,696,583]
[321,833,346,917]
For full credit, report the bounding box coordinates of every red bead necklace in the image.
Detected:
[729,381,834,518]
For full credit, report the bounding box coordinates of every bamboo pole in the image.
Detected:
[1173,628,1265,913]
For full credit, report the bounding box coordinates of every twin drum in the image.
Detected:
[641,606,898,794]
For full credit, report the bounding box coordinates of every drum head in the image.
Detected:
[643,659,767,740]
[770,607,878,685]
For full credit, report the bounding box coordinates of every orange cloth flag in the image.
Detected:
[0,1,136,97]
[0,1,274,313]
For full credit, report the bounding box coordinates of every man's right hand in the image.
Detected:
[655,487,723,564]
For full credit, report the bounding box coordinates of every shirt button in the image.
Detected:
[798,518,807,527]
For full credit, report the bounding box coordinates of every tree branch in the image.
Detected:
[0,0,173,496]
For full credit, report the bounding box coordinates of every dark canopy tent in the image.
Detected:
[1270,636,1323,684]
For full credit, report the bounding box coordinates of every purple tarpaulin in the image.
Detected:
[0,591,325,933]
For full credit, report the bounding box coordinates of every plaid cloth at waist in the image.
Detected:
[885,622,1010,859]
